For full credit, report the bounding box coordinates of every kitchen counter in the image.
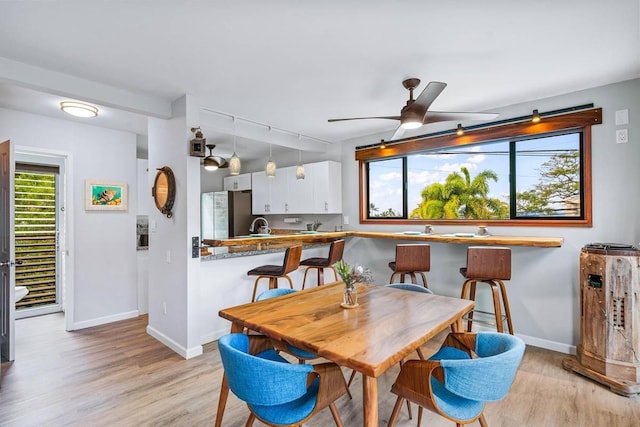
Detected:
[202,230,563,251]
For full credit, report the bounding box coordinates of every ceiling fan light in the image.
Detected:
[60,101,99,118]
[229,152,241,175]
[203,156,219,171]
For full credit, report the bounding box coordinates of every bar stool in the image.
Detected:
[388,244,431,288]
[300,239,345,289]
[459,246,514,334]
[247,245,302,302]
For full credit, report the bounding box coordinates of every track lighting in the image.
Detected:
[379,140,386,149]
[456,124,464,136]
[532,109,541,123]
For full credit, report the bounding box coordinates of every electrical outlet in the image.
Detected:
[616,129,628,144]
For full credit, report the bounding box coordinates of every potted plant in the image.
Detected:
[333,260,372,308]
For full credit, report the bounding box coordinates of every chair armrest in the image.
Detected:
[310,363,348,411]
[391,359,443,410]
[441,332,479,358]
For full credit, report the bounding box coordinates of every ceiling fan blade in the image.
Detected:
[413,81,447,112]
[389,125,406,141]
[423,111,499,124]
[328,116,401,123]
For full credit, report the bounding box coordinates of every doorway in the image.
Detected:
[14,162,62,318]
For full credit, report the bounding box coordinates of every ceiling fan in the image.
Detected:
[203,144,229,171]
[328,78,499,141]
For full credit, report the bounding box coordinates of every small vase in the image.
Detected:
[341,285,358,308]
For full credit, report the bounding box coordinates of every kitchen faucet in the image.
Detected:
[249,217,269,234]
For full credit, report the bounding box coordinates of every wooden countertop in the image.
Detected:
[203,230,563,248]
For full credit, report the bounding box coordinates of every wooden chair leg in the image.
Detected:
[387,396,404,427]
[329,266,338,282]
[317,267,325,286]
[347,369,357,387]
[301,267,312,289]
[497,279,514,334]
[488,281,504,333]
[245,412,256,427]
[328,402,344,427]
[418,272,428,288]
[251,277,264,302]
[284,275,294,289]
[467,281,477,332]
[417,406,423,427]
[479,413,489,427]
[409,272,417,284]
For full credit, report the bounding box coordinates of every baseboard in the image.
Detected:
[200,327,230,346]
[146,325,203,360]
[518,333,576,355]
[72,310,139,330]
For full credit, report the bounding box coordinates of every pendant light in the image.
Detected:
[228,118,241,175]
[265,144,276,177]
[296,149,305,180]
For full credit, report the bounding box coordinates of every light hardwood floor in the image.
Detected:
[1,313,638,426]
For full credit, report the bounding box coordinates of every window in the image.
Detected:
[357,107,599,226]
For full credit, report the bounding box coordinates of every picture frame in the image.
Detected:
[85,179,128,211]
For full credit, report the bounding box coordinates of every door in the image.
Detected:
[1,139,16,364]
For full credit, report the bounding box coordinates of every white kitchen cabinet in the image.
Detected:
[309,161,342,213]
[223,173,252,191]
[252,161,342,215]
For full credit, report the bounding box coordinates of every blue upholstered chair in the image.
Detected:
[387,331,525,427]
[386,282,434,294]
[218,333,348,427]
[255,288,318,363]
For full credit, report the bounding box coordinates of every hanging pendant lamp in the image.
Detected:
[228,120,241,175]
[265,144,276,177]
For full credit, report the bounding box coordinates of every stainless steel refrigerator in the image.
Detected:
[201,191,253,250]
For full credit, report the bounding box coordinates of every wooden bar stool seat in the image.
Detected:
[388,244,431,288]
[247,245,302,302]
[300,239,345,289]
[460,246,514,334]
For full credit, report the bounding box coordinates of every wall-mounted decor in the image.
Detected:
[152,166,176,218]
[85,180,128,211]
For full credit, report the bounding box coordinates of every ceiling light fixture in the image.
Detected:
[400,109,423,129]
[60,101,99,118]
[379,139,386,149]
[531,109,541,123]
[265,144,276,177]
[456,124,464,136]
[296,146,305,180]
[228,117,241,175]
[203,144,228,172]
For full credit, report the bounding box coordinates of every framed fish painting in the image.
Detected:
[85,180,128,211]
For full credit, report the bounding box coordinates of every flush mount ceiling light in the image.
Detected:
[60,101,99,118]
[203,144,229,172]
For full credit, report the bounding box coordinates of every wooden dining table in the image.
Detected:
[214,281,474,427]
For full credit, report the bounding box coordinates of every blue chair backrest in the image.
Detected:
[439,332,525,402]
[256,288,297,301]
[386,283,434,294]
[218,333,313,406]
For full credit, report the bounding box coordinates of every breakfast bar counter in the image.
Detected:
[203,230,563,250]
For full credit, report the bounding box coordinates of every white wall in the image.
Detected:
[0,107,139,328]
[339,78,640,352]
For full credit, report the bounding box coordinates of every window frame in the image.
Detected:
[356,107,600,227]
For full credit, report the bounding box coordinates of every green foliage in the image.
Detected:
[515,152,580,216]
[410,166,508,220]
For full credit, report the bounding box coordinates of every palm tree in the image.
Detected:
[410,167,508,219]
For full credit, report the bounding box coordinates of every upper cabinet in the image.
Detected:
[251,161,342,215]
[223,173,252,191]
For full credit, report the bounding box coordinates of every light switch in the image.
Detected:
[615,109,629,125]
[343,215,349,225]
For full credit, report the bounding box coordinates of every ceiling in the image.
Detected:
[0,1,638,161]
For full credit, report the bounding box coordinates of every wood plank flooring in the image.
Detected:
[1,313,638,426]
